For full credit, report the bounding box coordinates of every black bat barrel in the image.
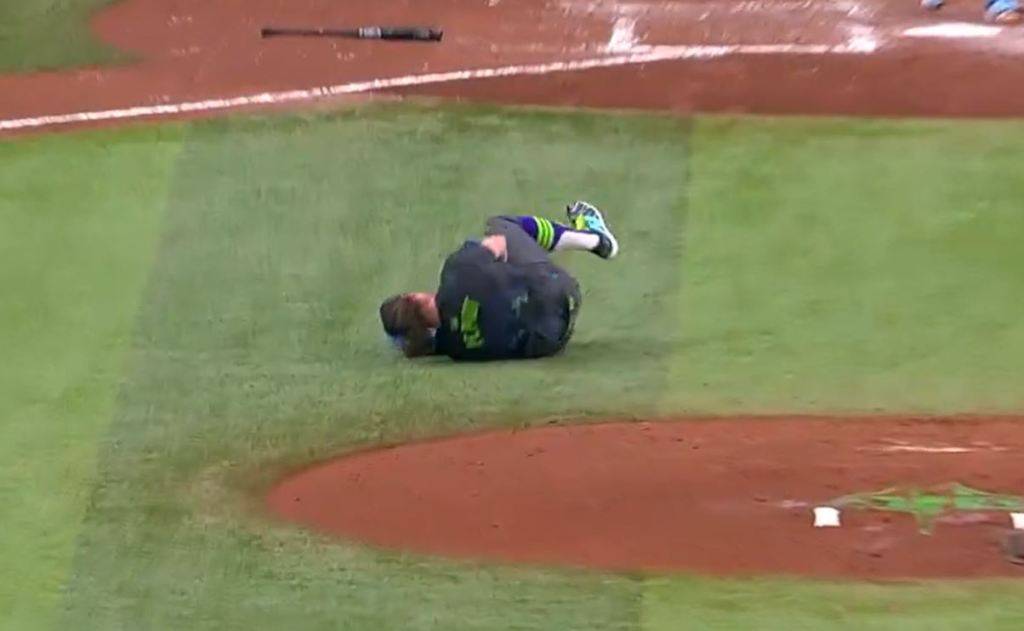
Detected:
[260,26,443,42]
[361,27,443,41]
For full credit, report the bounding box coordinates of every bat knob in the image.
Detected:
[416,27,444,41]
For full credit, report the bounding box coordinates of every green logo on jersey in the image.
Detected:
[459,298,484,349]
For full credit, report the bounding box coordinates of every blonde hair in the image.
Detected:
[379,294,435,358]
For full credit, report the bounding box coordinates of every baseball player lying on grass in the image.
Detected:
[379,201,619,361]
[923,0,1022,23]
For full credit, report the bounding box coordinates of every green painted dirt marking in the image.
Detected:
[833,483,1024,534]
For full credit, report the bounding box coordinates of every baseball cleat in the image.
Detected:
[921,0,943,9]
[991,8,1023,22]
[985,0,1023,21]
[567,200,619,259]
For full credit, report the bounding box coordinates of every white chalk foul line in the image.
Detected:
[903,22,1003,39]
[862,443,1010,453]
[878,446,974,453]
[0,43,877,132]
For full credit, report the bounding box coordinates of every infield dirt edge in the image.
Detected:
[265,415,1024,580]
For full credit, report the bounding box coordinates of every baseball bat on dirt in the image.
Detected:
[259,26,444,42]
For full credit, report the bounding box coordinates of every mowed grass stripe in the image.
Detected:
[0,126,183,631]
[641,577,1024,631]
[659,117,1024,414]
[58,104,692,630]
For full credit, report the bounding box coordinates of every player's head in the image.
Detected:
[379,292,438,358]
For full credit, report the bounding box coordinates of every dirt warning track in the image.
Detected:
[6,0,1024,134]
[267,417,1024,579]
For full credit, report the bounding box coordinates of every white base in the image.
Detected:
[814,506,841,527]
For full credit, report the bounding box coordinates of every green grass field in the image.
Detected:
[0,0,127,72]
[3,103,1024,631]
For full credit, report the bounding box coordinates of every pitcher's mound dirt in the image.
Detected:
[266,416,1024,579]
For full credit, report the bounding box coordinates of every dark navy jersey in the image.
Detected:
[432,241,581,361]
[433,241,532,361]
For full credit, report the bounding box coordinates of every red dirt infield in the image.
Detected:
[267,417,1024,579]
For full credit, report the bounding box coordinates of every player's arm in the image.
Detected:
[442,239,506,275]
[480,235,507,261]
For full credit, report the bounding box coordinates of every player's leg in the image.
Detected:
[484,216,553,266]
[513,215,608,254]
[488,207,618,262]
[520,265,583,358]
[554,268,583,345]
